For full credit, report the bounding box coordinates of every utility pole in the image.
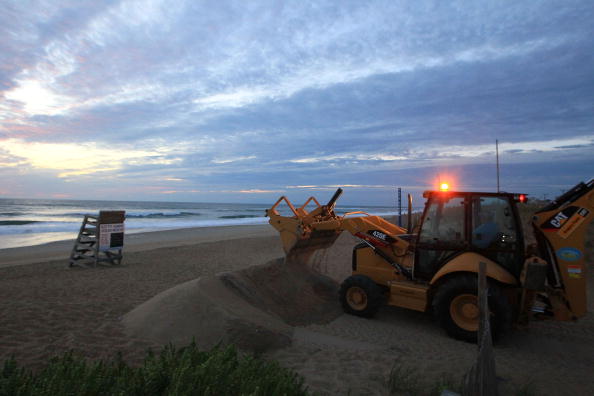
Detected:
[496,139,500,193]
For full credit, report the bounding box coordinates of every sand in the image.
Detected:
[0,224,277,268]
[1,225,593,395]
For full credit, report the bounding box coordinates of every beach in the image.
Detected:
[1,225,593,395]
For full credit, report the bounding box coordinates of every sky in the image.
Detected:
[0,0,593,205]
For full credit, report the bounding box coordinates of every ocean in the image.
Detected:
[0,198,398,249]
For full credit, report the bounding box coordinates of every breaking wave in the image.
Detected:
[0,220,40,226]
[218,215,260,219]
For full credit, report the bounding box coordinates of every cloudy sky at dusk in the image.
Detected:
[1,0,593,205]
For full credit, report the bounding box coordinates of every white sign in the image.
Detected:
[99,223,125,251]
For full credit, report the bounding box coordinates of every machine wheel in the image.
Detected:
[339,275,384,318]
[432,274,512,342]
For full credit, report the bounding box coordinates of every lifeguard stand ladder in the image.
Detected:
[69,211,125,267]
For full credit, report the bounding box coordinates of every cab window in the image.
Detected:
[471,196,517,250]
[414,195,466,280]
[419,196,465,246]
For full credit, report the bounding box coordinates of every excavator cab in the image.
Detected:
[414,191,525,281]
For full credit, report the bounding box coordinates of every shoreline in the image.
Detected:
[0,223,276,268]
[0,214,395,268]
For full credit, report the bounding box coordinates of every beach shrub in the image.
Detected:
[0,342,308,396]
[388,360,422,396]
[388,359,462,396]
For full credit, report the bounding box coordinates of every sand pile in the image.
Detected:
[220,258,341,326]
[122,256,343,353]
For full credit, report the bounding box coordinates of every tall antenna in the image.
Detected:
[496,139,500,192]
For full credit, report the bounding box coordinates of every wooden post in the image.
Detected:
[407,193,413,233]
[462,262,498,396]
[478,262,488,344]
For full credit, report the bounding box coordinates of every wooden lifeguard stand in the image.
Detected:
[69,211,125,267]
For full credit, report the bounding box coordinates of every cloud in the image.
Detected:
[289,153,408,164]
[211,155,257,164]
[0,138,181,178]
[286,184,392,190]
[190,38,568,113]
[433,138,594,159]
[0,1,592,202]
[282,137,594,169]
[236,189,283,194]
[4,79,74,116]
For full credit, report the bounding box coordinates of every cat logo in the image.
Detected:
[550,212,568,228]
[541,206,579,231]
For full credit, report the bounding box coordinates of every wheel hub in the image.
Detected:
[462,302,479,319]
[450,294,480,331]
[346,286,367,310]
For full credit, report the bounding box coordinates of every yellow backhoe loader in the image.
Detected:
[266,180,594,341]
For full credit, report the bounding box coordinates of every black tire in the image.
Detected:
[339,275,384,318]
[432,274,512,342]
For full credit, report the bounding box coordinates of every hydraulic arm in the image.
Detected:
[266,188,412,277]
[531,179,594,319]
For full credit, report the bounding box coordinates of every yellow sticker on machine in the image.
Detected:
[568,265,582,279]
[558,208,590,239]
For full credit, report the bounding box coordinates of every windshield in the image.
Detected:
[419,195,465,246]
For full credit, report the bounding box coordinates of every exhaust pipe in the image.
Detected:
[326,188,343,209]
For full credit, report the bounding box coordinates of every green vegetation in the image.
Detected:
[388,360,421,395]
[388,359,542,396]
[387,360,461,396]
[0,342,308,396]
[514,381,537,396]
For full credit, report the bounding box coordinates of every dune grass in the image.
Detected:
[0,342,308,396]
[388,359,462,396]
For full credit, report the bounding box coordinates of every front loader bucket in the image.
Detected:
[266,191,345,259]
[287,229,342,257]
[266,189,408,264]
[269,215,342,256]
